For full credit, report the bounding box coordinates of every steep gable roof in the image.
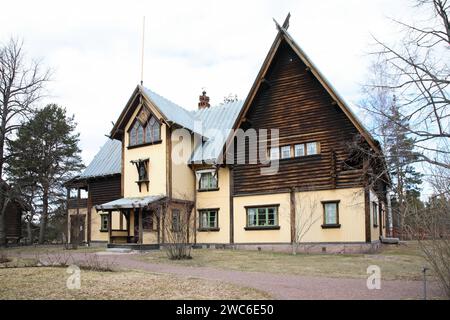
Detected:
[221,19,380,162]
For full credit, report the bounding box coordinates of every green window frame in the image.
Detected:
[100,214,109,232]
[199,209,219,230]
[172,209,181,232]
[199,172,218,191]
[245,206,279,229]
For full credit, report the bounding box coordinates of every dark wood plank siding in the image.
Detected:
[89,175,122,206]
[233,41,365,195]
[5,202,22,239]
[68,198,88,209]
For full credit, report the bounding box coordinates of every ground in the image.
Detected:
[0,267,269,300]
[0,242,446,300]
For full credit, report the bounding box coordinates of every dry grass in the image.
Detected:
[0,267,271,300]
[136,242,430,281]
[2,245,105,255]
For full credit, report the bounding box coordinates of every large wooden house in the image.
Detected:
[67,18,390,253]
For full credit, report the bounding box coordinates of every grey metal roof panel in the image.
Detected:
[95,195,165,210]
[79,139,122,179]
[141,86,198,133]
[190,100,244,163]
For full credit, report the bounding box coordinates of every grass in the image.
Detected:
[0,267,271,300]
[136,242,430,281]
[1,245,105,255]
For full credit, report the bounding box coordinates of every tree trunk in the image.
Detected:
[27,215,33,244]
[0,213,6,247]
[39,186,49,244]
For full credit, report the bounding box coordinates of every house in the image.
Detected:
[67,17,390,253]
[0,180,30,244]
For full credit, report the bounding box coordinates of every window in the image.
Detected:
[246,206,279,229]
[129,115,161,147]
[137,162,148,181]
[322,201,340,228]
[199,172,218,191]
[142,210,153,230]
[294,144,305,157]
[269,147,279,160]
[281,146,291,159]
[372,202,379,227]
[199,209,218,230]
[306,142,319,155]
[172,209,181,232]
[100,214,109,232]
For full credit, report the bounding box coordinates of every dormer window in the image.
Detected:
[129,108,161,147]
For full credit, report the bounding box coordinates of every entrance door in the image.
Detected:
[70,215,86,244]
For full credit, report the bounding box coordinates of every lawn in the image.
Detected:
[0,267,271,300]
[136,242,431,281]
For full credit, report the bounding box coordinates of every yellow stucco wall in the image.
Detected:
[90,208,123,242]
[233,193,291,244]
[123,103,167,198]
[196,167,230,244]
[296,188,366,243]
[171,129,195,201]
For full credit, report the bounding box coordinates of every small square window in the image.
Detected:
[269,147,280,160]
[294,144,305,157]
[199,172,218,191]
[306,142,319,155]
[199,210,218,230]
[281,146,291,159]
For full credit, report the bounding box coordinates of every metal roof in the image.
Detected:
[95,195,165,210]
[141,86,199,134]
[190,100,244,163]
[79,138,122,179]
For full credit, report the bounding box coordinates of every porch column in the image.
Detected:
[138,207,143,244]
[108,211,112,244]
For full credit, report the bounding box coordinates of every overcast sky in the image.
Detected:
[1,0,419,165]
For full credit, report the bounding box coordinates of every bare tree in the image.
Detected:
[158,200,195,260]
[0,38,50,246]
[369,0,449,169]
[291,188,321,255]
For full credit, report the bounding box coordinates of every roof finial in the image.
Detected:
[282,12,291,30]
[273,13,291,31]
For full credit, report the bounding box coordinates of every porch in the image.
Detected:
[95,195,194,245]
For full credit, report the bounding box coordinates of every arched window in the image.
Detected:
[150,117,160,142]
[137,122,144,145]
[130,121,140,146]
[129,115,161,146]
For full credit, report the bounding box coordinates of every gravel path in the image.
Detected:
[75,252,443,300]
[11,251,443,300]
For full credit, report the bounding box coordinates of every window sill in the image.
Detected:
[99,230,108,233]
[373,225,379,228]
[198,188,220,193]
[321,224,341,229]
[127,140,162,149]
[198,228,220,232]
[244,226,280,231]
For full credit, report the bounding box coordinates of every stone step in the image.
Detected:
[106,248,132,253]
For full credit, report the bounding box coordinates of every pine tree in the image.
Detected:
[7,104,83,244]
[384,98,423,237]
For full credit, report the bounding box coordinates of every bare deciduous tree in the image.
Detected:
[0,37,50,246]
[369,0,449,169]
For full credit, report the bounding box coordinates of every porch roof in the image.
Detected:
[95,195,166,211]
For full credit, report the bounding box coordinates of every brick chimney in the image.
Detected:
[198,90,210,109]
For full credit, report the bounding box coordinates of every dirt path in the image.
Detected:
[66,252,443,300]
